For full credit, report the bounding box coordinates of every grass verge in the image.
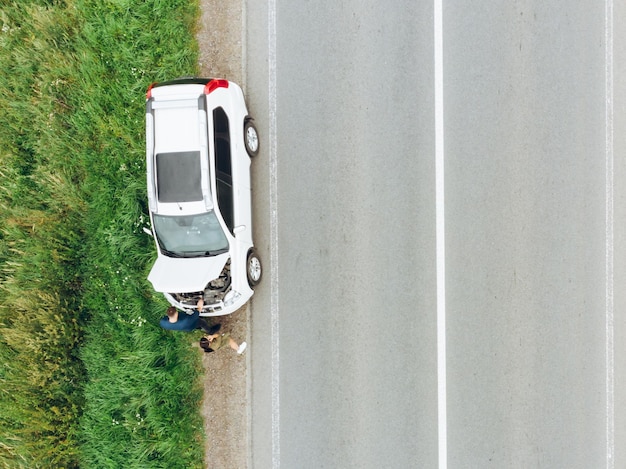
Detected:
[0,1,205,467]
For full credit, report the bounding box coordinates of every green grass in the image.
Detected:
[0,0,205,467]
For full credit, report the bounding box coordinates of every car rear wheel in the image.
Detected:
[246,249,262,287]
[244,120,259,157]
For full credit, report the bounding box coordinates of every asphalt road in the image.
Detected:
[444,3,622,467]
[244,1,625,468]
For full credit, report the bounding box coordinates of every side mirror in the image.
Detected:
[143,227,153,237]
[233,225,246,235]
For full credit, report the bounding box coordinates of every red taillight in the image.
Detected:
[146,82,156,99]
[204,79,229,94]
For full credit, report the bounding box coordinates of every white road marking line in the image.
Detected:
[605,1,614,467]
[268,0,280,468]
[241,0,247,91]
[434,1,447,468]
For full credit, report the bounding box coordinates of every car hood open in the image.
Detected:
[147,252,230,293]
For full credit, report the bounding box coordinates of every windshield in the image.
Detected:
[152,211,229,257]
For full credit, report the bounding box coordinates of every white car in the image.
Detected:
[145,78,261,316]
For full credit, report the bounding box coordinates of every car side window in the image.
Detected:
[213,107,234,233]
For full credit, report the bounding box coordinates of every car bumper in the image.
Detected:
[163,289,253,317]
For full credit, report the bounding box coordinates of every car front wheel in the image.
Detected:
[244,120,259,157]
[246,249,262,287]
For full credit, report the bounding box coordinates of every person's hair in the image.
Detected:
[199,337,214,353]
[166,306,177,318]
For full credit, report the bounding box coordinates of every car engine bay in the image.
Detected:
[169,260,232,310]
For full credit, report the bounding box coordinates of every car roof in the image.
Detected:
[147,85,213,215]
[146,79,245,216]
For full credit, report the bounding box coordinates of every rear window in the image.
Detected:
[156,151,202,203]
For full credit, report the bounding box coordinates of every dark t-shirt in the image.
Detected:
[159,310,199,332]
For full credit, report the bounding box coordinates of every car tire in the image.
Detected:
[246,249,262,287]
[244,119,259,157]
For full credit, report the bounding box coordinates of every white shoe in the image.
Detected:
[237,342,247,355]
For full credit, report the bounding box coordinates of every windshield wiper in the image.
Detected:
[162,248,186,258]
[183,248,229,257]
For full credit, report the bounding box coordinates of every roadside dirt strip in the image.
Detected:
[196,1,249,468]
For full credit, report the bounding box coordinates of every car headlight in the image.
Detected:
[223,290,241,306]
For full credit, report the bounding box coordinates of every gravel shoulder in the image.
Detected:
[195,1,249,468]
